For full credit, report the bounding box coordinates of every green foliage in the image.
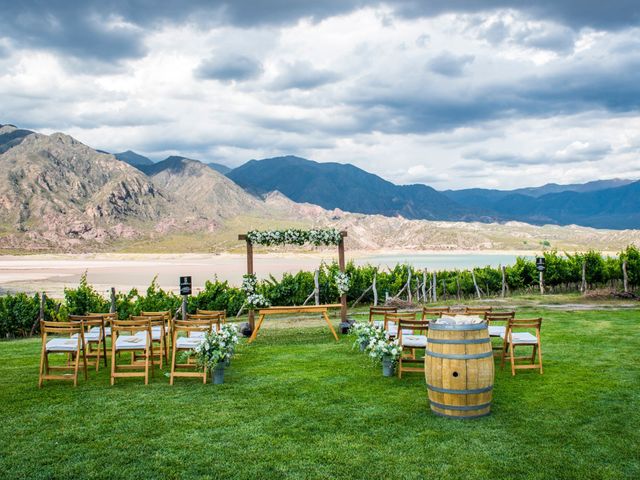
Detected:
[63,273,109,315]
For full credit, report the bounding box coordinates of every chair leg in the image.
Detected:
[38,343,46,388]
[73,349,80,387]
[144,348,149,385]
[150,344,155,378]
[95,341,101,372]
[82,344,88,381]
[537,342,544,374]
[203,364,207,384]
[170,343,176,386]
[500,341,508,370]
[110,343,117,386]
[531,345,537,365]
[509,343,516,376]
[102,334,108,367]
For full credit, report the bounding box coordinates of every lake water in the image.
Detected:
[0,252,531,297]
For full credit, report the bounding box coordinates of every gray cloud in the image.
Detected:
[195,54,263,81]
[428,52,474,77]
[465,141,612,166]
[271,61,340,90]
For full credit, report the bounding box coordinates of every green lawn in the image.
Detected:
[0,308,639,479]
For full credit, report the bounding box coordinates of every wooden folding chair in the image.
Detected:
[138,312,170,367]
[421,306,449,321]
[197,309,227,324]
[69,315,107,371]
[186,313,222,337]
[110,318,154,385]
[39,320,88,387]
[369,306,397,329]
[500,318,543,375]
[170,319,213,385]
[485,311,515,357]
[384,312,416,339]
[397,318,429,378]
[465,306,493,315]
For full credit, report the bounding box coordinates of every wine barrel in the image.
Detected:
[425,322,494,419]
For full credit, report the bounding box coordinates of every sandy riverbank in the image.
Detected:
[0,250,538,297]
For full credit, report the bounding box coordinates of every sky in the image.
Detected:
[1,0,639,190]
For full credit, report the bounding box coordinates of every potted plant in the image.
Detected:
[349,322,385,352]
[368,338,402,377]
[189,324,240,384]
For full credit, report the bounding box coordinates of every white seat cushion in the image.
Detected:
[188,326,219,339]
[176,337,203,349]
[489,326,506,337]
[385,326,412,338]
[373,320,384,329]
[401,334,427,348]
[500,332,538,344]
[46,338,80,352]
[115,333,148,350]
[72,331,101,342]
[136,326,163,341]
[89,326,111,337]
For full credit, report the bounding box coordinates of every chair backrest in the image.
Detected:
[485,311,515,323]
[421,307,449,321]
[197,309,227,323]
[69,314,104,331]
[173,319,215,335]
[369,306,397,323]
[140,311,171,321]
[186,313,221,330]
[465,306,493,315]
[505,317,542,339]
[132,315,165,328]
[41,320,84,336]
[398,318,429,337]
[112,318,151,335]
[384,311,416,330]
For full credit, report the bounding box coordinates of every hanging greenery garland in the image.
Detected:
[246,228,342,246]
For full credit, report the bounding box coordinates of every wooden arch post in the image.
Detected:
[238,230,348,331]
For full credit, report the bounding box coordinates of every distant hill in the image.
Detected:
[227,156,484,221]
[114,150,154,166]
[0,124,34,154]
[207,162,231,175]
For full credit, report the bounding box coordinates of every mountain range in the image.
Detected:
[1,122,639,253]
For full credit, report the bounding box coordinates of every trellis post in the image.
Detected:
[338,231,348,322]
[238,234,255,331]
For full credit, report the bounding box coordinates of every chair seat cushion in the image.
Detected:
[137,326,163,341]
[488,326,506,337]
[189,326,219,339]
[89,326,111,337]
[72,331,101,342]
[385,327,412,339]
[373,320,384,329]
[46,338,80,352]
[500,332,538,344]
[176,337,203,349]
[115,333,148,350]
[402,335,427,348]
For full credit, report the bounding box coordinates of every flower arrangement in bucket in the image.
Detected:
[368,338,402,377]
[188,324,240,384]
[349,322,385,352]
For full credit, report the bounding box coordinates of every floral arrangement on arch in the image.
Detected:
[246,228,343,246]
[241,274,271,309]
[334,272,351,296]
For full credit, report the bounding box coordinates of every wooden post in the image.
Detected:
[422,270,427,303]
[406,267,412,303]
[31,292,46,335]
[314,269,320,305]
[539,270,545,295]
[373,272,378,306]
[110,287,116,314]
[432,272,437,303]
[338,231,347,322]
[501,265,506,298]
[181,295,187,321]
[623,260,629,293]
[581,260,587,294]
[239,235,256,331]
[471,269,481,298]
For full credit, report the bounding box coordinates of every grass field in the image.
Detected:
[0,307,639,479]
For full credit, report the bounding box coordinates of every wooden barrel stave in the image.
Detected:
[425,322,494,419]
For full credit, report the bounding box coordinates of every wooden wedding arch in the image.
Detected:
[238,230,348,333]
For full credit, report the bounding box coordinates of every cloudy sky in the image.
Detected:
[1,1,639,189]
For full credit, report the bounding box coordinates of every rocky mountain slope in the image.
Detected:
[114,150,154,166]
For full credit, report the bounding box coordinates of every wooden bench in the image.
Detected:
[248,304,342,343]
